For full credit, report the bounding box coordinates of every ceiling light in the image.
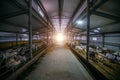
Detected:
[92,37,97,41]
[38,6,44,17]
[55,32,66,42]
[77,20,83,25]
[97,28,101,30]
[22,29,27,32]
[36,32,39,34]
[94,30,99,32]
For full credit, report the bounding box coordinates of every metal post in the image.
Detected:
[47,32,49,45]
[102,34,105,47]
[67,31,68,44]
[79,34,81,44]
[28,0,33,59]
[52,32,53,44]
[52,30,54,44]
[70,32,72,47]
[73,34,75,47]
[86,0,90,61]
[20,35,22,44]
[16,33,18,47]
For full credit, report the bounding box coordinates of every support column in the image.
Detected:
[52,30,54,44]
[52,30,55,43]
[79,35,81,45]
[28,0,33,59]
[73,33,75,47]
[86,0,90,61]
[47,32,49,45]
[66,31,68,45]
[16,33,18,47]
[102,34,105,47]
[20,35,22,44]
[46,18,49,45]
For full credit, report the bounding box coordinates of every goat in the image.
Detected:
[105,53,116,63]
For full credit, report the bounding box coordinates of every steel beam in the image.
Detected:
[16,33,18,47]
[67,0,108,32]
[36,0,55,30]
[74,21,119,34]
[24,0,29,7]
[0,30,27,34]
[89,21,120,35]
[0,9,28,21]
[102,34,105,47]
[66,0,84,31]
[67,1,88,32]
[1,20,28,29]
[86,0,90,61]
[74,0,119,35]
[91,0,108,11]
[73,0,111,31]
[10,0,27,9]
[28,0,33,59]
[90,21,119,30]
[32,8,50,28]
[90,30,120,35]
[58,0,64,31]
[69,8,87,31]
[50,15,70,19]
[36,0,47,17]
[75,28,85,31]
[91,11,120,21]
[100,31,120,34]
[32,27,46,31]
[32,10,52,32]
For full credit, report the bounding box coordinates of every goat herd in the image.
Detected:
[0,42,46,78]
[75,45,120,64]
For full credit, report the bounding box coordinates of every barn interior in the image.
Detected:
[0,0,120,80]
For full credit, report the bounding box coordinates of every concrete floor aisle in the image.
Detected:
[24,44,93,80]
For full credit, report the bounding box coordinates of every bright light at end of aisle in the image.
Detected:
[55,32,65,43]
